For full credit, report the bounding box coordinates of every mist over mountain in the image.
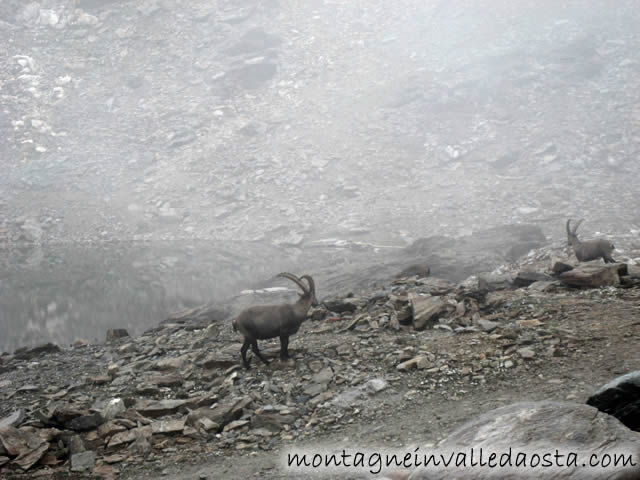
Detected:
[1,0,640,350]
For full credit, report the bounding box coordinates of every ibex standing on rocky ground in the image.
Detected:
[566,219,615,263]
[232,272,318,369]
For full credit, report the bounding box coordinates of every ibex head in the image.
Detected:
[276,272,319,307]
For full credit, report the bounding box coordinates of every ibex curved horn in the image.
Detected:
[300,275,315,295]
[276,272,309,294]
[572,218,584,234]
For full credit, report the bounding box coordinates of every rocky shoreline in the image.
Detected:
[1,244,639,479]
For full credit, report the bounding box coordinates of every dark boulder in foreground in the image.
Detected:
[587,371,640,432]
[409,401,640,480]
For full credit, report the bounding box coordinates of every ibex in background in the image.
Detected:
[566,219,615,263]
[232,272,318,369]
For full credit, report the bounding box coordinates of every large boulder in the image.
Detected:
[557,263,626,288]
[587,371,640,432]
[408,401,640,479]
[409,294,446,330]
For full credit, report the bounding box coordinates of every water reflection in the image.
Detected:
[0,240,296,352]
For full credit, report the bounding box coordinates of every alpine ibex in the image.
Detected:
[566,219,615,263]
[232,272,318,369]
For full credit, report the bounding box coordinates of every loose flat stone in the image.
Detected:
[151,419,186,435]
[137,399,187,418]
[223,419,249,432]
[70,450,96,472]
[0,410,26,429]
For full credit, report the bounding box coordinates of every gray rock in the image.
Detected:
[551,259,574,274]
[97,421,126,439]
[138,399,187,418]
[186,397,250,431]
[378,473,410,480]
[118,343,138,354]
[558,263,623,287]
[415,278,456,296]
[65,412,104,431]
[70,450,96,473]
[151,419,186,435]
[223,419,249,432]
[251,413,296,432]
[409,401,640,479]
[111,374,131,387]
[0,410,26,429]
[102,398,126,421]
[409,294,445,330]
[51,405,86,425]
[527,280,559,292]
[154,353,192,371]
[130,432,152,454]
[14,343,61,360]
[198,353,237,369]
[106,329,130,342]
[107,426,152,448]
[478,273,514,291]
[148,374,183,387]
[628,264,640,279]
[323,297,359,313]
[513,271,554,288]
[0,427,48,471]
[304,383,328,397]
[397,356,430,371]
[517,347,536,359]
[311,367,333,384]
[332,378,390,408]
[203,324,220,337]
[67,434,86,455]
[331,387,367,407]
[363,378,389,394]
[196,417,219,432]
[477,319,499,332]
[395,264,431,279]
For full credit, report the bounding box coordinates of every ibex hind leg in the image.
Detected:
[250,340,270,366]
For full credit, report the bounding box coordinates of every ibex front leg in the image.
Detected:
[279,334,290,360]
[240,339,251,369]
